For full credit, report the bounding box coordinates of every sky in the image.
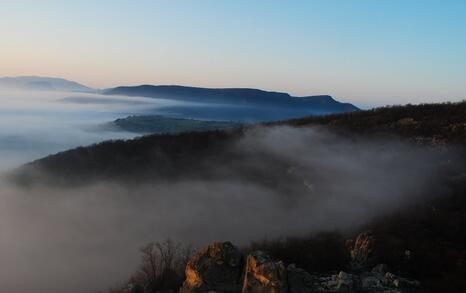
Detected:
[0,0,465,106]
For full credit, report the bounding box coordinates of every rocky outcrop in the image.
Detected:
[359,264,420,293]
[286,264,314,293]
[350,231,378,269]
[287,265,355,293]
[287,265,356,293]
[287,263,419,293]
[242,251,287,293]
[180,241,244,293]
[180,241,420,293]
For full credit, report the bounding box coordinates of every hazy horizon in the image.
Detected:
[1,0,465,107]
[1,75,464,109]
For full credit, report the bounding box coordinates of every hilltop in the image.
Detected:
[104,85,359,114]
[103,115,242,134]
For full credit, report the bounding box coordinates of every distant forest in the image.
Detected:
[108,115,241,134]
[14,101,466,185]
[276,101,466,145]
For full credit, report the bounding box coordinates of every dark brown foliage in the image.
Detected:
[278,101,466,145]
[359,180,466,291]
[246,232,350,273]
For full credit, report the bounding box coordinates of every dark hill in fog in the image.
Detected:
[104,85,359,114]
[105,115,242,134]
[14,101,466,185]
[276,101,466,145]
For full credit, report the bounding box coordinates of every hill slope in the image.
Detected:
[278,101,466,145]
[14,102,465,185]
[104,115,242,134]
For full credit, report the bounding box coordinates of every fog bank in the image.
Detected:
[0,126,451,293]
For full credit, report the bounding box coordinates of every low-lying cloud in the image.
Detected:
[0,126,452,293]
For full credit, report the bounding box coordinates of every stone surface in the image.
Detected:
[242,250,288,293]
[287,263,420,293]
[312,271,356,293]
[360,266,420,293]
[179,241,421,293]
[287,264,315,293]
[180,241,244,293]
[350,231,378,269]
[371,264,389,275]
[287,264,357,293]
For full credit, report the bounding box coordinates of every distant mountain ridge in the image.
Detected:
[0,76,93,92]
[104,85,359,113]
[0,76,359,114]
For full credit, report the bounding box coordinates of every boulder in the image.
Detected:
[371,264,389,275]
[384,272,420,291]
[350,231,378,269]
[315,271,356,293]
[334,271,355,293]
[287,263,421,293]
[287,264,315,293]
[242,250,288,293]
[180,241,244,293]
[360,265,420,293]
[287,264,356,293]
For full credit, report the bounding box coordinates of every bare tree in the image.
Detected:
[118,239,193,293]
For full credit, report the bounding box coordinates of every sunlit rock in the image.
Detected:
[242,250,287,293]
[180,241,243,293]
[350,231,378,269]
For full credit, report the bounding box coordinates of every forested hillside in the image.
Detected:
[14,102,466,185]
[10,102,466,292]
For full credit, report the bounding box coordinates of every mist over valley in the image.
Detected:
[0,83,464,292]
[1,2,466,291]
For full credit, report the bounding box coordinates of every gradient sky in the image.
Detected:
[1,0,465,106]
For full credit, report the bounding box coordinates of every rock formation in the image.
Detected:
[180,241,421,293]
[180,241,244,293]
[350,231,378,269]
[359,264,420,293]
[242,251,287,293]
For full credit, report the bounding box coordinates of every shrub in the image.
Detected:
[246,232,350,273]
[108,239,193,293]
